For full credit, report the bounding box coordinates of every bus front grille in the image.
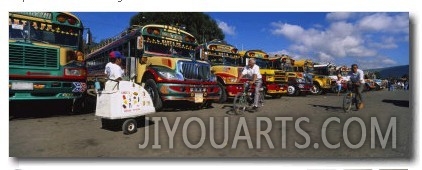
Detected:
[179,61,211,81]
[274,71,286,82]
[9,44,59,69]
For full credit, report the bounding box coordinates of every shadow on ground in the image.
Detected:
[309,104,344,112]
[382,99,409,107]
[9,100,89,120]
[100,116,154,132]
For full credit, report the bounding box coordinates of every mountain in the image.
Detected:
[364,65,409,79]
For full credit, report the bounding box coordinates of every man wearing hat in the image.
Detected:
[104,51,125,90]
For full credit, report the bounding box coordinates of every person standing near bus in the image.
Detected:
[336,73,343,96]
[237,58,263,111]
[348,64,365,110]
[104,51,125,90]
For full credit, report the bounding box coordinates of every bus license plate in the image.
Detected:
[12,82,33,90]
[194,93,203,103]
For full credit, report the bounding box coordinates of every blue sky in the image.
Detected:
[74,12,409,69]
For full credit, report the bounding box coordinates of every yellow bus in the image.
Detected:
[196,39,243,103]
[239,50,286,98]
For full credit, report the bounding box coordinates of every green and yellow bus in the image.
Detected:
[85,24,219,111]
[9,12,87,112]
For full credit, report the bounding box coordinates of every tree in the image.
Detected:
[374,71,381,79]
[129,12,225,44]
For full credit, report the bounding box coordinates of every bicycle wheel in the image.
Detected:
[233,92,248,115]
[343,92,353,113]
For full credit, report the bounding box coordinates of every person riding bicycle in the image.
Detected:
[347,64,365,110]
[237,58,263,111]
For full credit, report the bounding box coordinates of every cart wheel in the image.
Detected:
[122,119,137,135]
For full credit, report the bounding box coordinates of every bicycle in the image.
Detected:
[232,81,265,115]
[342,82,359,113]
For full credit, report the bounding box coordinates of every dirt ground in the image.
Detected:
[10,90,411,159]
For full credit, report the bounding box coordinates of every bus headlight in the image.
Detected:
[209,74,217,82]
[296,78,306,83]
[158,71,184,81]
[266,76,274,82]
[224,77,237,83]
[64,68,86,77]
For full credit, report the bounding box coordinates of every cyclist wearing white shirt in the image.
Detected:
[237,58,263,111]
[347,64,365,109]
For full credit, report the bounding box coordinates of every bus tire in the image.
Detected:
[145,79,163,111]
[287,85,297,96]
[311,84,322,95]
[71,96,86,114]
[202,100,213,108]
[217,81,227,103]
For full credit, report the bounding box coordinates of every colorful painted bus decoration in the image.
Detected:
[239,50,286,98]
[9,12,87,112]
[85,25,219,111]
[196,39,243,103]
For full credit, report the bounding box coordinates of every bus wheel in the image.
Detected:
[202,100,213,108]
[287,85,297,96]
[145,79,163,111]
[217,81,227,103]
[122,119,137,135]
[71,96,86,114]
[310,84,322,95]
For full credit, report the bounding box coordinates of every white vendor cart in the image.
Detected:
[95,80,155,135]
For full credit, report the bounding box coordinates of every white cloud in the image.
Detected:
[326,12,352,21]
[217,20,236,36]
[368,36,398,49]
[318,52,335,63]
[270,12,408,66]
[347,46,377,57]
[357,13,409,33]
[382,58,397,65]
[271,22,304,40]
[271,21,373,58]
[329,21,354,37]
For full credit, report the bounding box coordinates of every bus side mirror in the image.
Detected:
[86,29,92,45]
[137,36,144,50]
[129,57,137,80]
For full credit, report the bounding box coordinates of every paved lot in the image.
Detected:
[10,90,412,159]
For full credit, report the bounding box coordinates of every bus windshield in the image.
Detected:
[144,41,194,59]
[207,55,239,66]
[269,59,282,70]
[9,21,80,47]
[145,43,194,58]
[283,65,294,72]
[255,58,269,69]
